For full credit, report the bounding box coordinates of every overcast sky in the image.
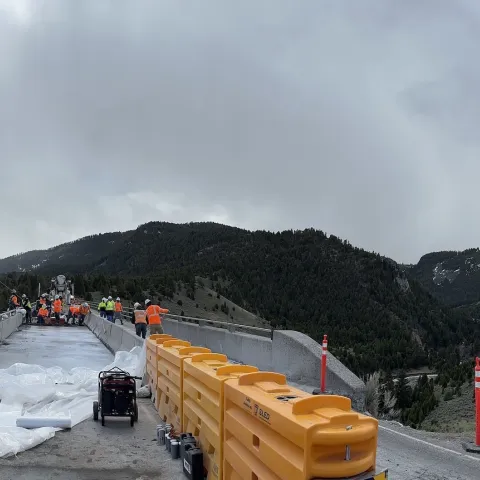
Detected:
[1,0,479,264]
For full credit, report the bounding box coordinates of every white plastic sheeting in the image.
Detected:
[0,342,146,458]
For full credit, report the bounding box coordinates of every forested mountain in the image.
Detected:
[0,231,133,274]
[408,248,480,307]
[1,222,478,376]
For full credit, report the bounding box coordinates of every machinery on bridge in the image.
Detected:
[49,275,74,304]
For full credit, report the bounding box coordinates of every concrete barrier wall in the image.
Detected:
[85,312,365,409]
[84,313,143,354]
[162,318,366,409]
[0,312,23,342]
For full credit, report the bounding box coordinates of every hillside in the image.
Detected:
[408,248,480,307]
[0,231,134,275]
[1,221,478,376]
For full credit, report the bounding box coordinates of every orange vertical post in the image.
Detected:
[476,357,480,446]
[321,334,328,393]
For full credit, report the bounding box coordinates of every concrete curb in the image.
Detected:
[162,318,366,410]
[0,312,23,342]
[84,312,366,410]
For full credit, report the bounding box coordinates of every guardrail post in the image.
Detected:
[321,334,328,393]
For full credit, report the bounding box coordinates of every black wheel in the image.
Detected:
[93,401,99,421]
[134,402,138,422]
[101,415,105,426]
[130,415,134,427]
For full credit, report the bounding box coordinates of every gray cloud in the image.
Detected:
[0,0,479,263]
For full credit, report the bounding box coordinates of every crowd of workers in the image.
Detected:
[8,289,91,326]
[97,296,169,339]
[7,290,170,338]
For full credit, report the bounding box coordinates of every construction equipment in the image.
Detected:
[49,275,74,304]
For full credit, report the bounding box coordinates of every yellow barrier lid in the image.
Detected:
[178,347,211,356]
[163,339,191,348]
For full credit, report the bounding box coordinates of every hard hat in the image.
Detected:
[55,295,59,299]
[116,297,120,301]
[108,296,112,300]
[145,299,151,305]
[82,302,88,307]
[42,293,46,297]
[12,289,16,294]
[102,297,106,302]
[22,294,26,298]
[71,296,74,300]
[134,302,140,309]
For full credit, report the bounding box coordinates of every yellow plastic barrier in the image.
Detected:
[145,335,176,404]
[146,334,173,365]
[157,340,210,431]
[223,372,378,480]
[183,353,258,480]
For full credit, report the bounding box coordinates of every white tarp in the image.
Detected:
[0,342,146,458]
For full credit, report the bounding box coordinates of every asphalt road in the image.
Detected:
[2,325,480,479]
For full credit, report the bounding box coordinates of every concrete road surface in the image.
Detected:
[2,325,480,479]
[0,325,182,479]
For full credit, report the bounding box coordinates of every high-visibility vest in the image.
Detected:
[38,308,49,317]
[134,309,147,324]
[79,306,90,315]
[145,304,168,325]
[99,302,106,310]
[115,302,122,312]
[106,301,115,311]
[53,300,62,313]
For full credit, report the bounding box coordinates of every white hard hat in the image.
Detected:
[71,296,74,300]
[22,294,26,298]
[55,295,59,299]
[145,299,151,305]
[82,302,88,307]
[102,297,106,302]
[134,302,140,309]
[116,297,120,301]
[108,296,112,300]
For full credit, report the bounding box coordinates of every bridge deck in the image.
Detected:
[0,325,181,480]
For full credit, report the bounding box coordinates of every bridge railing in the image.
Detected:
[87,301,274,339]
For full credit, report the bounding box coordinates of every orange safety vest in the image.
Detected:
[79,306,90,315]
[145,304,168,325]
[134,309,147,324]
[38,308,49,317]
[53,299,62,313]
[115,302,123,312]
[70,305,80,314]
[11,295,18,305]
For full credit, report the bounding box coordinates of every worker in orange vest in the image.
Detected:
[131,302,148,339]
[9,290,20,310]
[114,297,123,325]
[67,302,80,325]
[37,304,49,325]
[53,295,63,326]
[144,299,169,335]
[78,303,90,326]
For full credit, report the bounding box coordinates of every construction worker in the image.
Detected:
[37,304,49,325]
[114,297,123,325]
[105,296,115,323]
[21,294,32,324]
[46,296,53,316]
[9,290,19,310]
[53,295,62,326]
[145,299,169,335]
[78,302,90,326]
[131,302,147,338]
[67,302,79,325]
[98,297,107,318]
